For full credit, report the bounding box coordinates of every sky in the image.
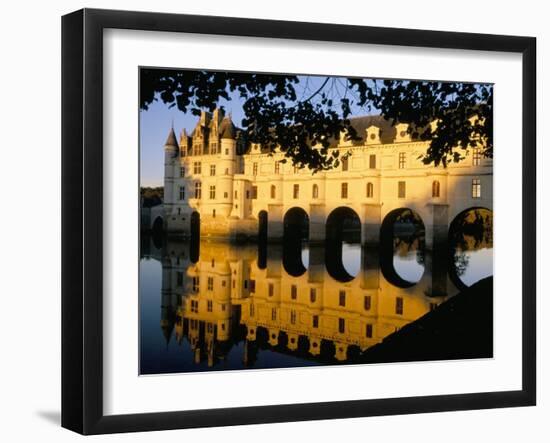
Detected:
[139,73,378,187]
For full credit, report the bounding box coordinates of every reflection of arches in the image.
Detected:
[380,208,425,288]
[448,207,493,289]
[151,216,164,249]
[190,212,200,263]
[283,207,309,277]
[325,207,361,282]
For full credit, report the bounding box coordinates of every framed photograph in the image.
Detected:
[62,8,536,434]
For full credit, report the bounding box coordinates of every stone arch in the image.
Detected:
[282,207,309,277]
[325,206,361,282]
[152,216,163,233]
[380,208,426,288]
[448,206,493,290]
[257,210,268,270]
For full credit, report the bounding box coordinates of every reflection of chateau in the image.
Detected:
[154,239,455,368]
[159,109,492,248]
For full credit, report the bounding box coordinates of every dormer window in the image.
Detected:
[366,126,380,145]
[395,123,411,142]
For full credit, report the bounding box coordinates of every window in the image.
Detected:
[290,310,296,325]
[212,209,216,218]
[194,182,202,199]
[224,192,228,198]
[225,168,229,175]
[271,308,277,321]
[192,276,199,292]
[268,283,274,297]
[472,179,481,198]
[312,184,319,199]
[249,303,255,317]
[209,185,216,199]
[364,295,371,310]
[225,148,229,155]
[310,288,317,303]
[274,162,280,174]
[180,147,186,157]
[193,143,201,156]
[399,152,406,169]
[270,185,276,199]
[253,162,258,176]
[366,182,374,198]
[193,161,201,174]
[342,157,349,171]
[338,318,345,333]
[312,315,319,328]
[339,290,346,307]
[210,142,218,154]
[341,182,348,198]
[472,148,481,166]
[291,284,297,300]
[369,154,376,169]
[207,323,213,333]
[207,277,214,291]
[180,166,185,177]
[293,165,299,174]
[234,190,237,198]
[432,180,440,198]
[190,300,198,313]
[366,324,373,338]
[398,181,406,198]
[395,297,404,315]
[179,186,185,200]
[249,280,256,293]
[176,271,183,286]
[210,164,216,176]
[293,184,299,199]
[251,186,258,199]
[207,300,213,312]
[221,303,226,311]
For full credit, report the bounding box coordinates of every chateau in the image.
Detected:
[159,109,492,248]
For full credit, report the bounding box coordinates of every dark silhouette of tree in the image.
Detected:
[140,69,492,171]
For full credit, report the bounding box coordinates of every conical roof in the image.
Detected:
[220,117,236,139]
[164,127,178,147]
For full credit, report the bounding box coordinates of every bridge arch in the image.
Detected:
[380,208,426,288]
[325,206,361,282]
[282,207,309,277]
[448,206,493,289]
[152,216,163,233]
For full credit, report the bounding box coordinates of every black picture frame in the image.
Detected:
[62,8,536,435]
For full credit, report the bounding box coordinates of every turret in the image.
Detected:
[164,126,178,210]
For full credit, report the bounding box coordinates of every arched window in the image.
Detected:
[432,180,440,198]
[312,184,319,199]
[270,185,276,199]
[366,182,374,198]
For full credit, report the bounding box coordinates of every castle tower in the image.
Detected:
[163,127,179,219]
[217,116,237,218]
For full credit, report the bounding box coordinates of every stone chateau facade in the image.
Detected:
[160,109,492,247]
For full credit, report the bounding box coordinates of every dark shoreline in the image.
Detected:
[358,277,493,364]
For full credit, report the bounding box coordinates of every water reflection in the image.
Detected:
[140,216,492,374]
